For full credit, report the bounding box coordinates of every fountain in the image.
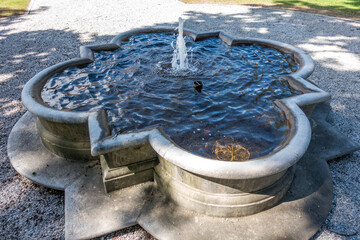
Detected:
[10,19,359,239]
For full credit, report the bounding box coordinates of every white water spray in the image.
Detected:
[172,17,189,71]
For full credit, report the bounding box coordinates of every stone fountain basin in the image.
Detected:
[21,27,331,217]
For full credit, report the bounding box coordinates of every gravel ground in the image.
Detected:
[0,0,359,239]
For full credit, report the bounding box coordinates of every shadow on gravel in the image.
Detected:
[1,6,359,239]
[0,8,110,240]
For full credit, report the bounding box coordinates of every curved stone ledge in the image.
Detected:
[154,157,295,217]
[21,27,331,217]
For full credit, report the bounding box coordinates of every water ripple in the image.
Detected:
[42,32,300,160]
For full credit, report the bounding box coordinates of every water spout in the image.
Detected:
[172,17,189,71]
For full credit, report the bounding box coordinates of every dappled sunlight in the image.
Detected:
[308,35,359,47]
[299,36,360,72]
[311,50,359,72]
[331,102,347,112]
[242,17,267,23]
[257,27,269,34]
[278,11,293,18]
[1,0,360,238]
[240,26,270,34]
[341,92,360,99]
[5,46,58,65]
[0,73,12,83]
[0,98,22,117]
[11,53,30,64]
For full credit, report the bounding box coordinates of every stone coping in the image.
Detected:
[21,27,331,179]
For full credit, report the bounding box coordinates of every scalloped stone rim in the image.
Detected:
[21,27,331,180]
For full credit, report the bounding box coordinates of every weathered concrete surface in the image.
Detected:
[154,156,295,217]
[101,155,158,193]
[8,103,360,239]
[308,102,360,161]
[138,142,333,240]
[65,165,153,240]
[7,112,96,190]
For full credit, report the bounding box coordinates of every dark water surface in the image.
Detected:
[42,32,300,161]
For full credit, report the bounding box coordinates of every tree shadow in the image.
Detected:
[0,5,114,143]
[272,0,360,19]
[1,4,360,239]
[182,0,360,19]
[0,8,113,240]
[275,0,360,10]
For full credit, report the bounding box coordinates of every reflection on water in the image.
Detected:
[41,32,300,161]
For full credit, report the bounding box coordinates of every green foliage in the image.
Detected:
[182,0,360,20]
[0,0,31,17]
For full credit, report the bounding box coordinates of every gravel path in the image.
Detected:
[1,0,359,239]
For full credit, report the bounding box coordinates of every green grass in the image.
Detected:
[182,0,360,20]
[0,0,31,18]
[1,0,358,19]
